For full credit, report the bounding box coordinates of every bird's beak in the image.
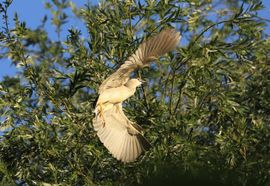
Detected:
[137,76,146,84]
[139,79,146,84]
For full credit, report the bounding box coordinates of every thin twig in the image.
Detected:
[188,19,234,50]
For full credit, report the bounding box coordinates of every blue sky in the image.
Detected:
[0,0,97,80]
[0,0,270,80]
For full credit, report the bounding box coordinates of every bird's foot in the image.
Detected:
[98,105,106,128]
[100,112,106,128]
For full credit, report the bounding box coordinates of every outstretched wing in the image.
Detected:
[93,103,151,163]
[98,29,181,94]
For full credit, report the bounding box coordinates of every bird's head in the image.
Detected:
[126,78,146,89]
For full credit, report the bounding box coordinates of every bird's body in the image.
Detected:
[93,29,181,162]
[97,79,140,106]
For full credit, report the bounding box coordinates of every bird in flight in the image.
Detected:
[93,29,181,162]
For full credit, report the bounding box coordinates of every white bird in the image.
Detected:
[93,29,181,163]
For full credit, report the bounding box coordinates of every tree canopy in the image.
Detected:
[0,0,269,185]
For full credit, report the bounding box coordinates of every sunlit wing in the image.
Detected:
[93,103,151,162]
[98,29,181,94]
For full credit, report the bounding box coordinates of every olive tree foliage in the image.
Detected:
[0,0,269,185]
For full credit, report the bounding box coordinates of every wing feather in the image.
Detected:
[93,103,150,162]
[116,133,125,159]
[98,29,181,94]
[120,134,129,162]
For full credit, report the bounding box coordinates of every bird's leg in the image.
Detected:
[98,104,106,127]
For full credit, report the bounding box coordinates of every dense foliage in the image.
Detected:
[0,0,269,185]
